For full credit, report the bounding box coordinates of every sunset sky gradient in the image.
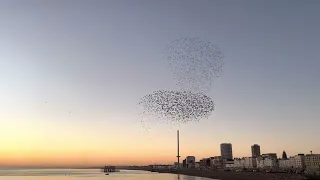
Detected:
[1,0,320,167]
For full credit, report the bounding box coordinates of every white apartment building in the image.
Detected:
[212,156,223,167]
[234,157,257,168]
[234,158,245,168]
[256,157,278,168]
[305,154,320,169]
[289,156,296,167]
[245,157,257,168]
[292,154,306,168]
[279,159,293,168]
[266,158,278,167]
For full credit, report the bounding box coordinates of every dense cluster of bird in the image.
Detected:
[163,37,224,93]
[139,90,214,125]
[138,37,224,128]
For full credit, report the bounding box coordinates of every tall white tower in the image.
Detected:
[177,130,180,168]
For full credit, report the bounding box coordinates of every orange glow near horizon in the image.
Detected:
[1,114,319,167]
[0,149,185,167]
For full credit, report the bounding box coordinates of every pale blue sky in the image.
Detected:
[0,0,319,165]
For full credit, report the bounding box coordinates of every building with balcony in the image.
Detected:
[256,156,278,168]
[305,154,320,169]
[234,157,257,168]
[234,158,245,168]
[279,159,293,168]
[292,154,306,168]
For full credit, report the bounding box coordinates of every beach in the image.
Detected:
[169,169,305,180]
[123,167,305,180]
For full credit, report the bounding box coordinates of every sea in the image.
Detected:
[0,169,215,180]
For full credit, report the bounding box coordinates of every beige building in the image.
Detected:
[279,159,293,168]
[245,157,257,168]
[256,157,278,168]
[212,156,224,168]
[279,155,306,169]
[305,154,320,168]
[234,158,245,168]
[234,157,257,168]
[292,154,306,168]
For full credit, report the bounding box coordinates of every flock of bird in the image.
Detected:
[139,37,224,128]
[163,37,224,93]
[139,90,214,125]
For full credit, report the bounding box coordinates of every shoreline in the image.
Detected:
[122,168,305,180]
[169,169,303,180]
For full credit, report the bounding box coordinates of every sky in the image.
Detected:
[0,0,320,167]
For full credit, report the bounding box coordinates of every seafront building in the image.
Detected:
[245,157,257,168]
[256,156,278,168]
[176,144,318,170]
[292,154,306,168]
[305,154,320,169]
[251,144,261,158]
[279,155,305,169]
[234,157,257,168]
[200,158,212,167]
[279,159,293,168]
[212,156,224,167]
[183,156,196,168]
[220,143,233,160]
[233,158,245,168]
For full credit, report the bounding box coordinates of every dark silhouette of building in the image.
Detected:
[282,151,288,160]
[251,144,261,157]
[206,158,211,166]
[182,159,186,168]
[220,143,233,160]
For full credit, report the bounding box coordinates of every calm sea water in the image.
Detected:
[0,169,216,180]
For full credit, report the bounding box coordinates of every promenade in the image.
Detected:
[122,167,305,180]
[170,168,304,180]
